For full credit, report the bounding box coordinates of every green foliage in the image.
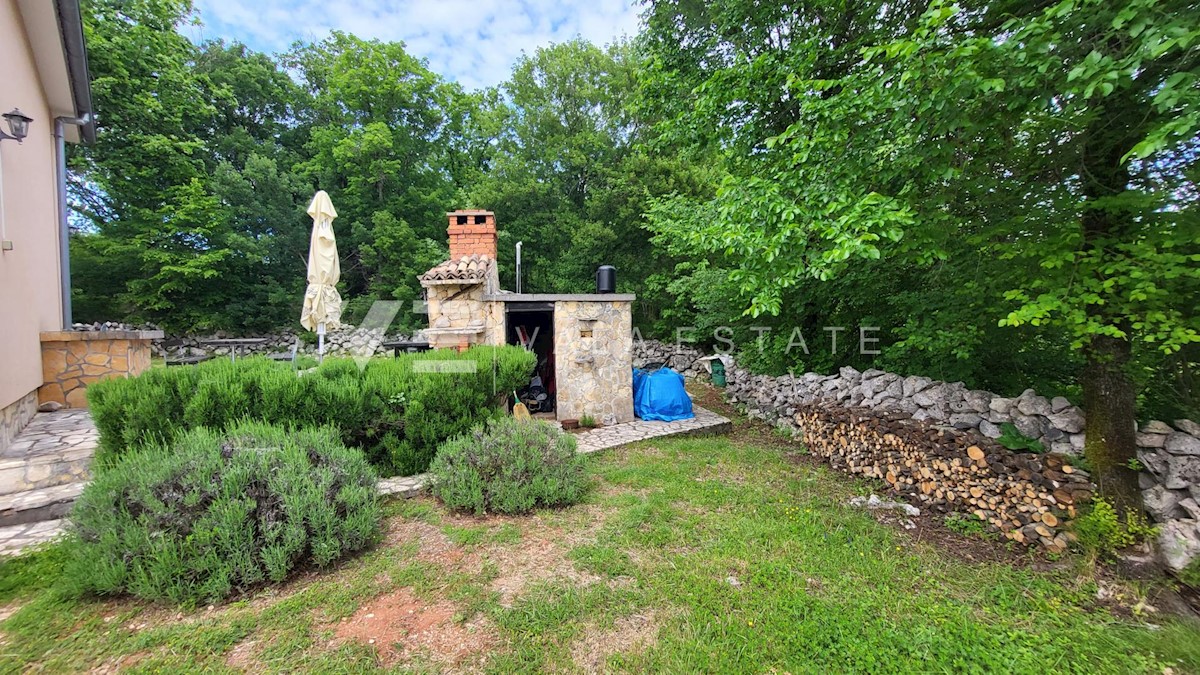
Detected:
[1073,498,1159,559]
[66,0,1198,455]
[943,512,988,537]
[64,422,380,604]
[465,39,707,308]
[996,423,1046,454]
[1181,559,1200,589]
[579,414,599,428]
[641,0,1200,505]
[87,347,536,476]
[429,418,589,515]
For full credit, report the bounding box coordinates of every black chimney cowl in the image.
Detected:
[596,265,616,294]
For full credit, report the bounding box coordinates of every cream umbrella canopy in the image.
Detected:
[301,190,342,359]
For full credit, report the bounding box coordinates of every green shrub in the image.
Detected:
[996,423,1045,453]
[429,418,589,515]
[944,512,988,537]
[1180,559,1200,588]
[65,422,380,604]
[1072,498,1158,559]
[87,346,536,476]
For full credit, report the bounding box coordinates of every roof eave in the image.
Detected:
[53,0,94,143]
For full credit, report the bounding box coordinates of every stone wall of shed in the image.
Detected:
[554,301,634,424]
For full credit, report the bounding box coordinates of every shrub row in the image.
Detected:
[88,346,536,476]
[66,422,380,604]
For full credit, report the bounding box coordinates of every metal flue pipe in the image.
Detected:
[515,241,523,294]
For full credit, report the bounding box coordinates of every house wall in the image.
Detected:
[553,300,634,424]
[0,0,64,429]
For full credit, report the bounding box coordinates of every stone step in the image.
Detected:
[0,409,97,497]
[378,474,428,498]
[0,453,92,497]
[0,519,67,556]
[0,481,86,528]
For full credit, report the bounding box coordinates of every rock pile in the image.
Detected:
[71,321,151,332]
[722,364,1089,456]
[149,326,416,360]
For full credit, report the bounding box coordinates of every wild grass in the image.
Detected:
[1,432,1197,673]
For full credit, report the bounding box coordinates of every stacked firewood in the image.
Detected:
[793,403,1095,552]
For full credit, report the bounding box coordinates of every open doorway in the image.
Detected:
[505,303,555,416]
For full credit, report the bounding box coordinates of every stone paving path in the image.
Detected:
[0,519,66,556]
[573,406,731,454]
[0,405,730,556]
[0,409,96,496]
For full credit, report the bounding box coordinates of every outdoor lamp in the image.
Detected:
[0,109,33,143]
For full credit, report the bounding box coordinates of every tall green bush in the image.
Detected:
[429,418,589,515]
[65,422,380,604]
[88,346,536,476]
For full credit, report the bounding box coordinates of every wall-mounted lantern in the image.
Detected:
[0,109,33,143]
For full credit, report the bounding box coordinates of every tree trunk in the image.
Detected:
[1081,333,1140,514]
[1079,88,1144,516]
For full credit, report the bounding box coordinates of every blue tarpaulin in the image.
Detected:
[632,367,694,421]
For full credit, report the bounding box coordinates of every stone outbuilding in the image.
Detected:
[420,210,635,424]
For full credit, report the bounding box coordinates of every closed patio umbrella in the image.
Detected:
[301,190,342,359]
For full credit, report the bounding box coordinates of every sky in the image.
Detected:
[185,0,644,90]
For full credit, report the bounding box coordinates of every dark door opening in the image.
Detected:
[506,305,555,415]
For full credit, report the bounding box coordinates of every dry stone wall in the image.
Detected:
[1137,420,1200,570]
[73,322,414,360]
[632,338,706,378]
[633,338,1200,568]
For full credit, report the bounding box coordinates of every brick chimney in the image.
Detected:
[447,210,497,259]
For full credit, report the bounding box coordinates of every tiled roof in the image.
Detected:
[419,254,494,284]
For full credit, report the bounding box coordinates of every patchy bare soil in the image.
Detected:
[570,609,665,673]
[224,639,259,670]
[488,534,601,607]
[330,586,495,670]
[323,498,615,668]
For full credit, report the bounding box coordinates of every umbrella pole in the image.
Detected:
[318,322,325,363]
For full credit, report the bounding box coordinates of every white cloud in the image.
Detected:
[186,0,643,89]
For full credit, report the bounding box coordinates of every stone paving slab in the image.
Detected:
[378,474,428,498]
[574,406,731,454]
[0,481,86,526]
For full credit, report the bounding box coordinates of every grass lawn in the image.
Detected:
[2,415,1199,672]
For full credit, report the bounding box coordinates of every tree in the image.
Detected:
[466,38,707,307]
[643,0,1200,512]
[286,33,462,308]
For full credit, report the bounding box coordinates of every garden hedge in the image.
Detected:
[87,346,536,476]
[65,422,380,604]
